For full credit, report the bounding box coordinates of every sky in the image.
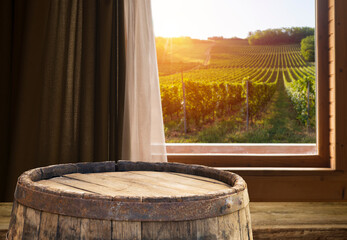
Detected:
[151,0,315,39]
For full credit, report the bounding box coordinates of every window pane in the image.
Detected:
[152,0,316,144]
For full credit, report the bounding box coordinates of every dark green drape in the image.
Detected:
[0,0,125,201]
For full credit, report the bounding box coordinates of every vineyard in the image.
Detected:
[157,38,316,143]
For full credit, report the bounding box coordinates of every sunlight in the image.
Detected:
[151,0,315,39]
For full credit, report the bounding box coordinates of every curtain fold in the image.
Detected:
[0,0,14,203]
[122,0,167,162]
[0,0,166,201]
[0,0,125,201]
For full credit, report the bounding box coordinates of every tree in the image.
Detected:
[301,35,315,62]
[248,27,315,45]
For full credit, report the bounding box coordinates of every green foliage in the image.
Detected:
[161,79,244,127]
[248,27,314,45]
[283,69,316,128]
[301,35,315,62]
[160,85,181,120]
[160,75,277,129]
[244,77,278,120]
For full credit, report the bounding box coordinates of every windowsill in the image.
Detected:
[166,143,317,155]
[166,143,327,168]
[1,202,346,239]
[167,143,328,168]
[217,167,335,172]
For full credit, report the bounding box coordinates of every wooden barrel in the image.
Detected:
[7,161,252,240]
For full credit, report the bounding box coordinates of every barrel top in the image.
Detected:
[37,171,232,198]
[14,161,249,221]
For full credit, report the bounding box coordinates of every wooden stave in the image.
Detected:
[8,201,252,240]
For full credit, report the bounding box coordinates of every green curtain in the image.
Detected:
[0,0,125,201]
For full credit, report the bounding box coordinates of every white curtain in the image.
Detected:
[122,0,167,162]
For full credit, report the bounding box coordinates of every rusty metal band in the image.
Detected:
[14,183,249,221]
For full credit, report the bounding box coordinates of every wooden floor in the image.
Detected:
[1,202,347,239]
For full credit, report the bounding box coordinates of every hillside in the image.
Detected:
[156,38,316,143]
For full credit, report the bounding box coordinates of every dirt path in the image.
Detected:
[203,44,215,65]
[249,73,315,143]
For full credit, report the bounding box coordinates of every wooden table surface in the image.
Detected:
[0,203,11,240]
[1,202,347,239]
[250,202,347,239]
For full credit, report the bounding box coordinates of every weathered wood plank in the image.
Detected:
[245,205,253,240]
[56,215,81,240]
[50,175,115,197]
[196,217,218,240]
[80,218,111,240]
[60,173,136,196]
[217,211,241,240]
[0,202,12,234]
[250,202,347,226]
[238,208,250,240]
[38,179,88,194]
[22,207,41,239]
[40,171,231,198]
[66,172,185,197]
[7,203,25,240]
[254,227,347,240]
[112,221,141,240]
[167,172,231,187]
[4,202,16,240]
[38,212,59,240]
[115,172,209,196]
[132,171,229,187]
[141,221,197,240]
[122,171,229,194]
[72,172,194,197]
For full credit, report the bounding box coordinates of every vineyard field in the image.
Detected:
[156,37,316,143]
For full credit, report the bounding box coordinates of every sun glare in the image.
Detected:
[152,0,315,39]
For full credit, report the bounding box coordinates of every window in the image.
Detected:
[152,0,332,169]
[150,0,345,202]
